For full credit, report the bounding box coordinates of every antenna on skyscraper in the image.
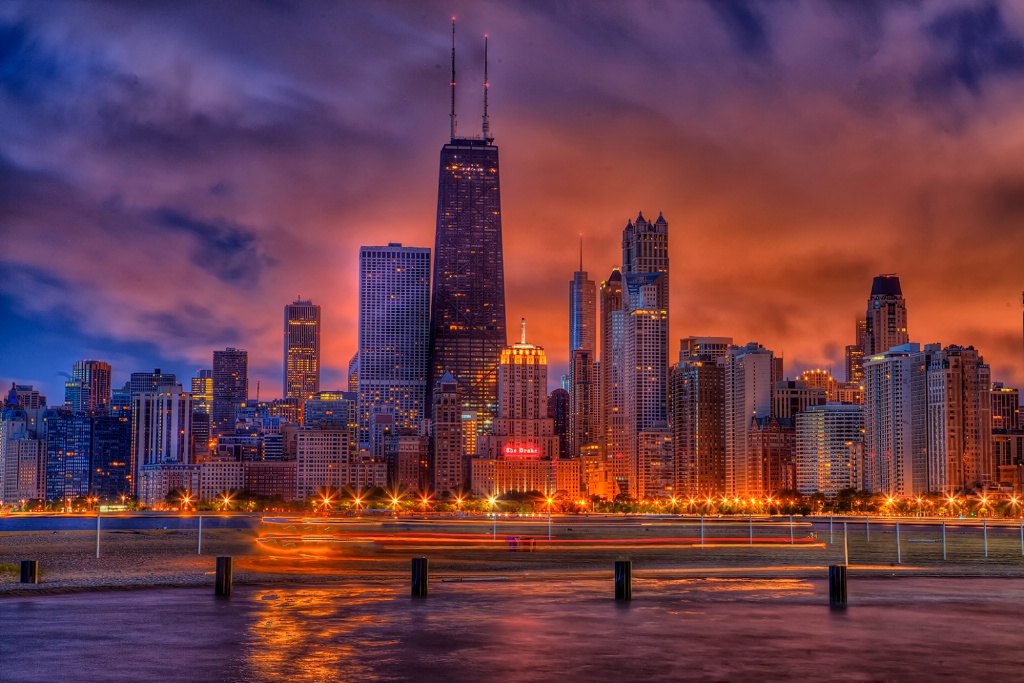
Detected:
[450,18,457,142]
[482,34,490,142]
[521,317,526,345]
[579,234,583,272]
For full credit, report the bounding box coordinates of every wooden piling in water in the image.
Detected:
[614,560,632,601]
[215,556,233,597]
[411,557,429,597]
[828,564,847,608]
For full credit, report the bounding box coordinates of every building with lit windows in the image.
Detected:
[131,383,193,494]
[284,298,321,413]
[672,338,731,499]
[358,244,431,443]
[472,324,567,497]
[795,403,863,497]
[724,342,776,497]
[600,269,626,466]
[621,212,669,499]
[862,343,936,497]
[927,345,993,493]
[428,131,507,434]
[212,350,247,436]
[863,274,909,357]
[64,360,112,414]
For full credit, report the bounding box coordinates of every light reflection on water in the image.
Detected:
[4,577,1024,682]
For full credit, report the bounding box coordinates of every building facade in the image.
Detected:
[284,298,321,412]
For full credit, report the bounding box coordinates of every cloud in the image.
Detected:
[1,0,1023,401]
[920,1,1024,95]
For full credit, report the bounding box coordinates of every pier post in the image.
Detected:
[749,514,752,545]
[197,513,203,555]
[215,556,233,597]
[700,515,704,548]
[983,518,988,558]
[20,560,39,584]
[411,557,429,597]
[95,512,101,559]
[830,513,833,545]
[942,521,946,561]
[789,515,794,545]
[614,560,632,601]
[843,522,848,565]
[866,515,870,543]
[828,564,847,608]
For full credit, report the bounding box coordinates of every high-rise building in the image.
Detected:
[428,36,507,433]
[773,380,827,420]
[845,318,867,386]
[862,343,936,497]
[66,360,112,414]
[724,342,776,497]
[569,255,598,461]
[599,269,626,463]
[568,349,598,460]
[863,275,909,356]
[132,383,193,491]
[284,298,321,410]
[90,415,132,500]
[621,212,669,498]
[432,371,464,495]
[547,388,569,460]
[471,325,578,498]
[748,415,796,494]
[212,349,248,436]
[795,403,863,497]
[191,370,213,415]
[130,369,178,397]
[45,411,92,502]
[569,253,597,354]
[358,244,431,442]
[991,382,1020,431]
[927,346,993,493]
[672,337,732,499]
[347,353,359,394]
[798,369,839,402]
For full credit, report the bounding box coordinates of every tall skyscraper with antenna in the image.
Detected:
[569,239,597,459]
[428,23,507,434]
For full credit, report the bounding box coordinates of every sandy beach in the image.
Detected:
[3,515,1024,596]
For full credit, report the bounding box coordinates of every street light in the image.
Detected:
[546,495,554,541]
[488,496,497,540]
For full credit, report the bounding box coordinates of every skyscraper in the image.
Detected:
[862,343,936,497]
[599,269,626,463]
[284,298,321,408]
[212,349,248,436]
[621,212,669,498]
[432,371,464,495]
[795,403,862,497]
[672,337,732,499]
[428,29,507,434]
[927,345,993,493]
[64,360,112,414]
[863,274,909,356]
[569,253,597,460]
[724,342,775,497]
[358,243,431,442]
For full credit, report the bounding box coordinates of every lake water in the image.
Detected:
[3,576,1022,682]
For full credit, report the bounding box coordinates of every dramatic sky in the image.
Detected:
[2,0,1024,401]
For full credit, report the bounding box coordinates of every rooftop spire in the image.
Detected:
[482,34,491,142]
[579,234,583,272]
[521,317,526,345]
[450,18,457,142]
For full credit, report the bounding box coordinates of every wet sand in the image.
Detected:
[2,515,1023,595]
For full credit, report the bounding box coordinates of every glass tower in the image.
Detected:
[428,137,507,432]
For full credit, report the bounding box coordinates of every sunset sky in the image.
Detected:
[2,0,1023,401]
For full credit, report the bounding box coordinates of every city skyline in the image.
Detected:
[4,2,1024,401]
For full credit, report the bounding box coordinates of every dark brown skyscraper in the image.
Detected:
[428,28,506,432]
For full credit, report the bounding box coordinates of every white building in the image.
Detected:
[724,343,775,497]
[795,403,862,497]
